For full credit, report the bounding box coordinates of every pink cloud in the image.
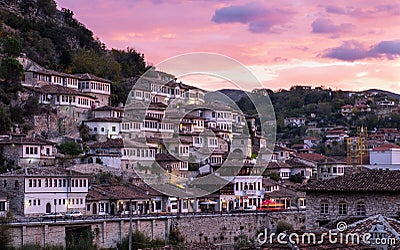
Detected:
[55,0,400,92]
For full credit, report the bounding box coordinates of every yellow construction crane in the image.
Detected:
[346,126,368,166]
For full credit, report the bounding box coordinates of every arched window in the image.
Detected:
[356,201,366,216]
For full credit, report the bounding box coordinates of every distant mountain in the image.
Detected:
[363,89,400,100]
[205,89,248,103]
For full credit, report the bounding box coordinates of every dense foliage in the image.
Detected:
[0,0,149,105]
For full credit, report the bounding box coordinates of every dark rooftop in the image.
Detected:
[301,169,400,192]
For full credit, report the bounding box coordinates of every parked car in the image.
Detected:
[65,211,83,218]
[43,212,63,219]
[230,207,244,213]
[244,205,257,212]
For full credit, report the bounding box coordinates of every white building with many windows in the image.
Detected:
[0,167,89,217]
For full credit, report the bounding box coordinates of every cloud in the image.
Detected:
[322,40,400,61]
[324,4,400,17]
[325,5,347,15]
[371,41,400,59]
[311,18,354,34]
[211,2,294,33]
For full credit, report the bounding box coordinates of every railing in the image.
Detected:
[8,209,306,225]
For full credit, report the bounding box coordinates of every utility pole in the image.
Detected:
[128,201,132,250]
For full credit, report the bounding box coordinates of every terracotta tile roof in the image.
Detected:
[267,161,292,169]
[93,105,124,112]
[74,73,111,83]
[0,167,86,177]
[286,158,313,168]
[372,143,400,151]
[85,117,122,123]
[265,186,304,199]
[296,153,337,163]
[89,139,124,148]
[262,177,279,186]
[26,85,96,99]
[0,136,54,145]
[301,169,400,192]
[155,153,180,162]
[322,214,400,249]
[90,185,151,200]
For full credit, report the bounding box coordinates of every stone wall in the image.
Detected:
[9,212,305,249]
[305,191,400,229]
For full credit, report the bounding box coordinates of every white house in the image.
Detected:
[84,117,122,139]
[0,167,89,217]
[0,136,55,167]
[284,117,306,127]
[76,73,111,106]
[366,144,400,169]
[92,105,124,119]
[86,139,123,168]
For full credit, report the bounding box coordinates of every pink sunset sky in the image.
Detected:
[55,0,400,92]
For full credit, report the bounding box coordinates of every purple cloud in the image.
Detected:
[325,5,347,14]
[324,4,400,17]
[311,18,354,34]
[371,41,400,59]
[211,2,294,33]
[322,40,400,61]
[322,41,369,61]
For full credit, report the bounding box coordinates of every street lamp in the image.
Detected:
[128,200,133,250]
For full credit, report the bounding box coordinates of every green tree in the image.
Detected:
[0,104,11,133]
[1,36,22,57]
[0,57,24,86]
[289,173,304,183]
[276,221,293,234]
[169,227,185,249]
[269,172,280,181]
[120,231,165,250]
[0,217,12,249]
[57,141,82,156]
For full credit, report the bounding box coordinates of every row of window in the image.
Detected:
[54,198,84,206]
[320,201,366,216]
[79,81,110,92]
[25,146,38,155]
[50,95,94,107]
[28,178,87,188]
[28,199,41,206]
[122,122,141,130]
[93,126,117,133]
[123,149,155,158]
[235,182,262,191]
[34,73,79,86]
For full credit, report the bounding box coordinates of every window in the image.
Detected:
[356,201,366,216]
[320,202,329,214]
[338,202,347,215]
[112,126,116,132]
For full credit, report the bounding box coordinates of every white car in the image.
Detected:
[65,211,83,218]
[43,212,64,219]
